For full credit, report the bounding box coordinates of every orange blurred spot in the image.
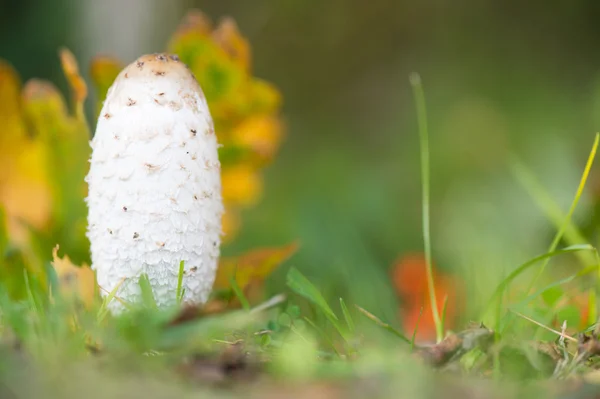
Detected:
[391,253,462,342]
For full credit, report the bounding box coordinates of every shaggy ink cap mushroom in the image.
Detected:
[86,53,223,311]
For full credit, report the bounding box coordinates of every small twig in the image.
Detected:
[250,294,286,314]
[510,309,577,343]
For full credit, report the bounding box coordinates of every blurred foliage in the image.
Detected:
[0,49,90,288]
[0,9,287,302]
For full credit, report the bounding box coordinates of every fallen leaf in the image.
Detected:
[391,252,463,342]
[215,242,299,290]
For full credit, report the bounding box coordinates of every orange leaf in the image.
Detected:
[214,242,299,290]
[59,48,87,117]
[391,252,463,342]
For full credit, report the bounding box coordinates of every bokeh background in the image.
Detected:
[3,0,600,334]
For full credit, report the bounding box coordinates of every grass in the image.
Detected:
[3,81,600,399]
[410,72,443,343]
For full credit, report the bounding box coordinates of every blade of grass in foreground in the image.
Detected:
[483,244,594,320]
[286,267,338,322]
[97,277,126,322]
[286,267,348,341]
[510,158,595,266]
[176,260,185,304]
[340,298,355,334]
[230,273,250,311]
[139,273,158,309]
[526,133,599,293]
[410,72,443,343]
[410,307,424,351]
[500,262,598,335]
[355,304,411,344]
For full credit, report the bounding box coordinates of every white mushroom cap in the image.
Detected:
[86,53,223,311]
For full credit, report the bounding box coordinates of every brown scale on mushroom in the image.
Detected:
[123,54,204,95]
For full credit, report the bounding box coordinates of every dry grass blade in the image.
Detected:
[509,309,577,343]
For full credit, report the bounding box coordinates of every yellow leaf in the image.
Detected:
[221,165,263,206]
[0,62,53,235]
[212,17,251,72]
[0,60,25,141]
[22,79,90,238]
[59,48,87,119]
[222,208,241,242]
[214,242,299,290]
[230,115,284,164]
[51,245,96,308]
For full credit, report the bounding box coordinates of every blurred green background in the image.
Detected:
[2,0,600,327]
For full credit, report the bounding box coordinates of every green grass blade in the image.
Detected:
[512,263,599,311]
[287,268,338,321]
[526,133,599,292]
[23,269,39,316]
[510,158,595,266]
[410,72,442,343]
[340,298,355,333]
[482,244,594,318]
[355,304,411,344]
[97,277,126,322]
[440,295,448,336]
[138,274,157,309]
[230,274,250,311]
[410,307,424,351]
[176,260,185,304]
[500,263,599,334]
